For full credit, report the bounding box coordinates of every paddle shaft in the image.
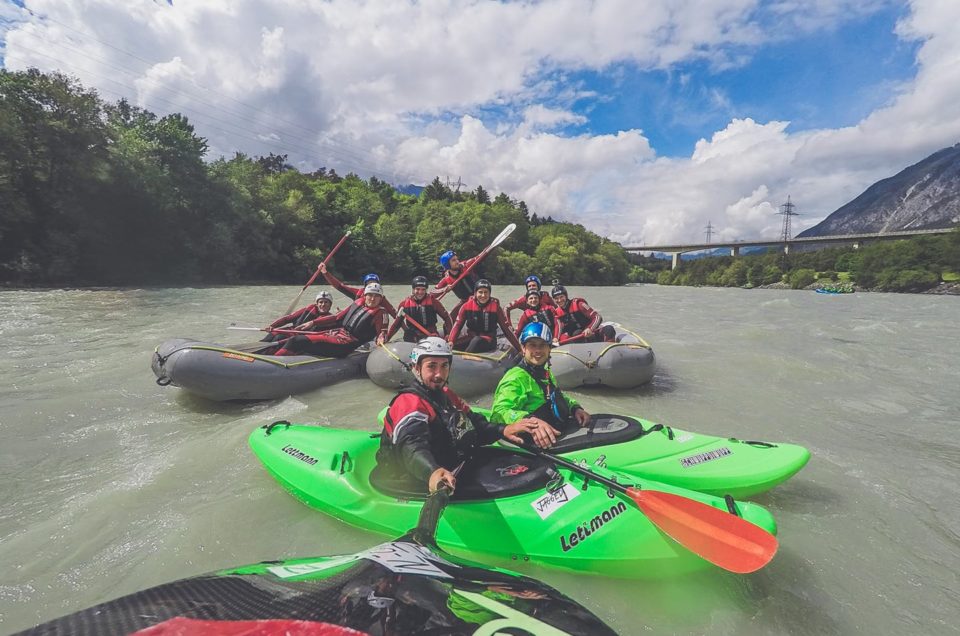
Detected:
[283,230,352,314]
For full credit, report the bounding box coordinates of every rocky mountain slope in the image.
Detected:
[798,143,960,237]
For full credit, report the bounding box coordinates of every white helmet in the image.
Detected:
[410,337,453,366]
[315,290,333,302]
[363,282,383,296]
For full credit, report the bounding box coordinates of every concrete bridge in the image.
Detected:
[624,227,956,269]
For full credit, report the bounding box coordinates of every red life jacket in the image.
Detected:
[399,295,440,333]
[555,298,599,336]
[460,297,503,336]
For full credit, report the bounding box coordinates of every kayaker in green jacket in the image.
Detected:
[491,322,591,433]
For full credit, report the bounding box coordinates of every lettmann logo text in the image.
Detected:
[559,502,627,552]
[282,445,318,466]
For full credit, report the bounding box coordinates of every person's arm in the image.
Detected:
[268,306,305,329]
[579,300,603,333]
[514,311,530,339]
[384,310,404,342]
[505,295,525,320]
[322,266,360,300]
[548,308,561,345]
[447,304,466,345]
[374,309,390,345]
[388,401,441,485]
[380,296,398,319]
[550,369,589,425]
[299,305,344,331]
[433,298,453,335]
[497,306,522,352]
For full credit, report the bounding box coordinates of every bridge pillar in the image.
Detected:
[671,253,681,270]
[730,246,740,257]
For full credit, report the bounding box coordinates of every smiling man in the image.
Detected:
[376,337,557,493]
[491,323,591,434]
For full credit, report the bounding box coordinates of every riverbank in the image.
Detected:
[751,280,960,294]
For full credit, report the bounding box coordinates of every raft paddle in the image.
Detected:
[438,223,516,299]
[518,443,778,574]
[283,230,352,315]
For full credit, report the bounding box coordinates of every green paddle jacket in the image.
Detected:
[491,365,581,425]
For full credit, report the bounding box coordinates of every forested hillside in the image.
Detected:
[0,69,655,287]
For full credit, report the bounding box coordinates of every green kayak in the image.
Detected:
[379,408,810,499]
[249,421,778,579]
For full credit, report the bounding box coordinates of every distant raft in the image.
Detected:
[151,338,368,401]
[366,339,519,398]
[550,323,656,390]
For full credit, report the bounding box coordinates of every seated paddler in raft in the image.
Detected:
[376,337,559,493]
[446,279,522,354]
[492,323,592,434]
[260,290,334,342]
[384,275,453,343]
[513,288,560,345]
[267,283,389,357]
[505,275,555,322]
[318,262,397,318]
[550,284,616,344]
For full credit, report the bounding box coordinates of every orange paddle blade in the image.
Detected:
[627,488,778,573]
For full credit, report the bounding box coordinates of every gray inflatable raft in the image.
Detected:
[151,338,369,401]
[550,323,656,389]
[365,339,519,398]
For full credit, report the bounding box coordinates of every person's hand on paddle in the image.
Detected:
[572,406,591,427]
[429,467,457,493]
[504,417,560,448]
[318,262,327,274]
[582,327,594,339]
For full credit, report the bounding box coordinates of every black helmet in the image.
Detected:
[412,275,428,288]
[475,279,492,291]
[551,284,567,298]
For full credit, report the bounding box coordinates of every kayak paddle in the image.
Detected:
[438,223,516,299]
[283,229,352,315]
[519,443,778,574]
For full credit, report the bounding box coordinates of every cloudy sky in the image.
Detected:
[2,0,958,245]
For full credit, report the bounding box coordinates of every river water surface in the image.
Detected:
[1,285,958,635]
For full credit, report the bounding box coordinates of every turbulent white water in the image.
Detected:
[1,285,958,635]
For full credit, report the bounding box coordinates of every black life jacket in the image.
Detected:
[523,306,554,327]
[401,296,439,334]
[451,269,481,300]
[556,298,593,335]
[382,382,478,466]
[461,298,500,336]
[341,300,380,341]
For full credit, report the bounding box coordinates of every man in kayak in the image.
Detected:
[377,337,559,493]
[435,250,482,320]
[385,276,453,342]
[446,279,521,354]
[505,275,555,321]
[269,283,390,357]
[550,284,616,344]
[513,288,560,344]
[260,290,334,342]
[491,323,591,433]
[319,262,397,318]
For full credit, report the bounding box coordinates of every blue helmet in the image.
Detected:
[363,273,380,284]
[439,250,456,270]
[524,275,542,289]
[520,322,553,345]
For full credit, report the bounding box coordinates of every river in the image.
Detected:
[1,285,958,635]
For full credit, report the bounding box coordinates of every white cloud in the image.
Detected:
[2,0,958,245]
